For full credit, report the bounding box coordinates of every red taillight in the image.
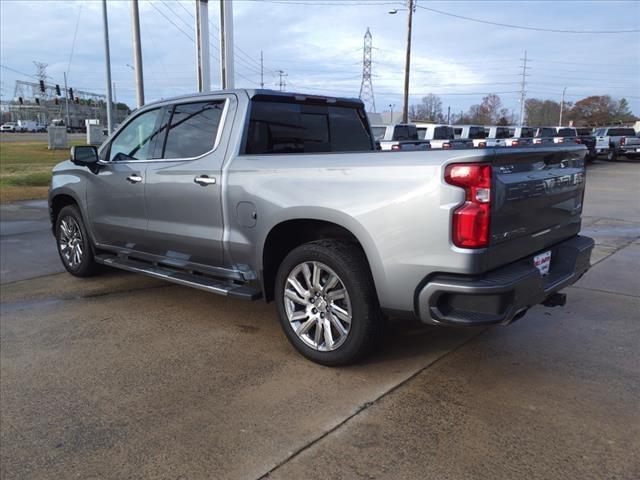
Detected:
[534,138,542,144]
[391,144,400,151]
[557,138,565,143]
[620,137,626,146]
[442,142,452,149]
[478,141,486,148]
[445,163,491,248]
[511,140,519,147]
[575,138,582,144]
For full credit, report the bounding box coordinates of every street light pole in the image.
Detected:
[101,0,114,134]
[130,0,145,107]
[559,86,567,127]
[402,0,414,123]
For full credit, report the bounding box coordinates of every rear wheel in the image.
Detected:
[55,205,100,277]
[606,149,617,162]
[275,240,383,366]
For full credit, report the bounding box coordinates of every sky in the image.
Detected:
[1,0,639,117]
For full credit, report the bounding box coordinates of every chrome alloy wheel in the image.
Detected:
[283,261,352,352]
[58,216,84,269]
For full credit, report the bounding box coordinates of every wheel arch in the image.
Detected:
[260,215,383,303]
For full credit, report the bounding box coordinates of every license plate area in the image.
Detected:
[534,250,552,276]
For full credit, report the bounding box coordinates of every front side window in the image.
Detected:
[109,108,162,161]
[163,101,225,159]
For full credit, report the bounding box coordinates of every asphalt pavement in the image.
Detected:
[1,159,638,479]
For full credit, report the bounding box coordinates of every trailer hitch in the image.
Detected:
[542,292,567,307]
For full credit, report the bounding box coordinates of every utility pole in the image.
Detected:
[358,27,376,112]
[278,70,287,91]
[195,0,211,92]
[402,0,414,123]
[219,0,235,89]
[559,86,567,126]
[102,0,114,134]
[447,106,451,124]
[518,49,528,127]
[130,0,144,107]
[63,72,70,128]
[260,50,264,88]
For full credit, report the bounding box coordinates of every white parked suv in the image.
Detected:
[484,126,511,147]
[415,123,473,149]
[453,125,488,148]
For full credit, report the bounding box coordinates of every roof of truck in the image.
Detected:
[139,89,364,110]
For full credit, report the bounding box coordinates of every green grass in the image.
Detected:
[0,140,83,202]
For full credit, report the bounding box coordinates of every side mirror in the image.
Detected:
[70,145,99,166]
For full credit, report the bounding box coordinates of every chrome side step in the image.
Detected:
[95,254,262,300]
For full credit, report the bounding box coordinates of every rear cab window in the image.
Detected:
[433,126,454,140]
[392,125,418,141]
[244,96,374,154]
[557,128,577,137]
[495,127,511,139]
[607,128,636,136]
[468,127,486,139]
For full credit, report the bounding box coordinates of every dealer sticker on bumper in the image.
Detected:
[534,251,552,276]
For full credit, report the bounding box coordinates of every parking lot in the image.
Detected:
[1,159,638,479]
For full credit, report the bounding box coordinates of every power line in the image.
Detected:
[415,4,640,34]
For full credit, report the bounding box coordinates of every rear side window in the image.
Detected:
[557,128,576,136]
[607,128,635,136]
[163,101,225,159]
[244,100,372,154]
[433,126,454,140]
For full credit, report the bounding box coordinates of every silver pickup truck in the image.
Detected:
[49,89,594,366]
[594,126,640,161]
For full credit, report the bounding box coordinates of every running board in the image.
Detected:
[95,254,261,300]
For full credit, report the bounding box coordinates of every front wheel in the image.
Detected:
[55,205,100,277]
[275,240,383,366]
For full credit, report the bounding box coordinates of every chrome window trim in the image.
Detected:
[107,98,230,164]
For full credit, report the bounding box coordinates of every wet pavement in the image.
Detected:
[0,160,638,479]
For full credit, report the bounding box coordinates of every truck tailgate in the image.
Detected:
[487,146,587,269]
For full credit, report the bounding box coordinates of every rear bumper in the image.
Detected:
[416,235,594,326]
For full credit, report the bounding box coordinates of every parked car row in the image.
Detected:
[0,120,47,132]
[372,122,639,162]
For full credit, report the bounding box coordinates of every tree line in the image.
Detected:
[409,93,637,126]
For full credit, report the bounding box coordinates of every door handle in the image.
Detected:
[194,175,216,186]
[126,174,143,184]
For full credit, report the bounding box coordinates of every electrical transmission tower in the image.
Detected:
[518,50,530,127]
[359,27,376,113]
[277,70,287,91]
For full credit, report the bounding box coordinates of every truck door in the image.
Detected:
[143,95,236,269]
[86,107,165,250]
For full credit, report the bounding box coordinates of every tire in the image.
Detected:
[606,149,617,162]
[275,240,383,366]
[55,205,100,277]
